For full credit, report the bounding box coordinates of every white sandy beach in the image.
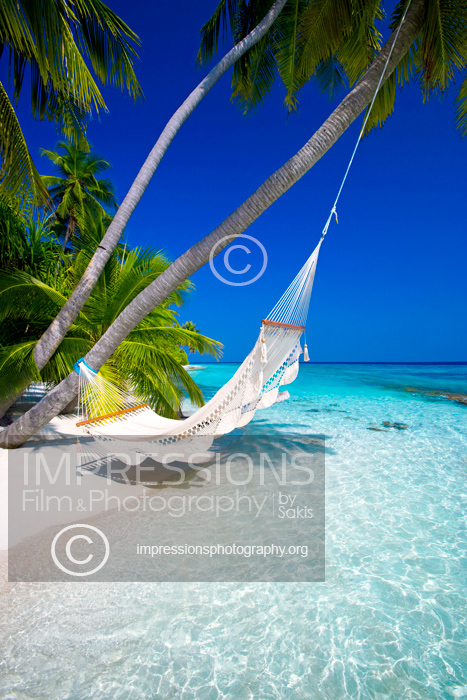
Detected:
[0,415,151,552]
[0,371,204,554]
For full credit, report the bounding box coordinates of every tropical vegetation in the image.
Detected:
[2,0,467,447]
[0,212,222,418]
[0,138,222,420]
[0,0,142,211]
[198,0,467,133]
[41,142,118,251]
[7,0,288,392]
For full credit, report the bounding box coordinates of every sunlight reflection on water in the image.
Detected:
[1,363,466,699]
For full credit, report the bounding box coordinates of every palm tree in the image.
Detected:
[0,203,62,278]
[182,322,199,332]
[182,321,201,355]
[0,0,287,423]
[0,248,222,419]
[20,0,288,377]
[0,0,141,211]
[4,0,467,446]
[42,142,117,251]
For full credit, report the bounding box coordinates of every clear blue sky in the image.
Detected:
[5,1,467,362]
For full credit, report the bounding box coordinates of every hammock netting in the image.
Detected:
[75,240,322,464]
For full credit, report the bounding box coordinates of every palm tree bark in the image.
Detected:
[0,0,425,448]
[62,217,75,251]
[0,397,15,419]
[0,0,286,421]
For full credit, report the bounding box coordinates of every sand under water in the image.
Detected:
[0,363,466,699]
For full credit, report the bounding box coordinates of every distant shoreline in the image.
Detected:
[194,360,467,365]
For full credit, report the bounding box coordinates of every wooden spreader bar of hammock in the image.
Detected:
[262,320,306,330]
[76,403,149,427]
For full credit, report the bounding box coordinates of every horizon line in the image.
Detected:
[190,360,467,365]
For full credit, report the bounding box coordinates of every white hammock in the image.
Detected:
[74,240,321,464]
[71,0,413,467]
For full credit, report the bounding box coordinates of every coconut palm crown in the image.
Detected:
[41,141,118,251]
[198,0,467,135]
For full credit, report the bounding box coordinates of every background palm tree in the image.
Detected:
[0,0,142,211]
[0,202,61,278]
[182,321,201,355]
[0,247,222,419]
[42,142,117,251]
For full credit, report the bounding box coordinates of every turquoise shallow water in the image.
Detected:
[1,363,467,699]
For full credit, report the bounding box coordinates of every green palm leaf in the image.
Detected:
[114,341,206,416]
[130,326,223,359]
[0,81,50,211]
[0,242,221,419]
[455,71,467,136]
[362,47,415,134]
[1,0,142,123]
[72,0,142,98]
[0,341,41,402]
[275,0,310,111]
[418,0,465,91]
[197,0,243,64]
[232,16,281,111]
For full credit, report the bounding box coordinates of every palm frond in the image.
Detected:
[114,340,206,417]
[313,55,347,97]
[202,0,384,113]
[197,0,243,64]
[129,326,223,359]
[0,80,50,211]
[40,335,92,385]
[455,70,467,137]
[362,45,415,134]
[72,0,143,99]
[335,0,382,85]
[0,0,142,157]
[0,341,40,403]
[275,0,309,111]
[418,0,465,92]
[232,15,281,111]
[0,270,84,325]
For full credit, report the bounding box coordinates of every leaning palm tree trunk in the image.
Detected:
[42,1,288,368]
[0,0,286,421]
[0,0,424,448]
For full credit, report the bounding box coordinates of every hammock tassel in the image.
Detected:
[260,325,268,364]
[303,343,310,362]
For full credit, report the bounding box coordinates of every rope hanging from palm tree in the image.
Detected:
[73,5,411,463]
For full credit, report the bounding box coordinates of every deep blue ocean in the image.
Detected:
[1,363,466,699]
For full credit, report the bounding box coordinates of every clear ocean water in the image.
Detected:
[1,363,466,699]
